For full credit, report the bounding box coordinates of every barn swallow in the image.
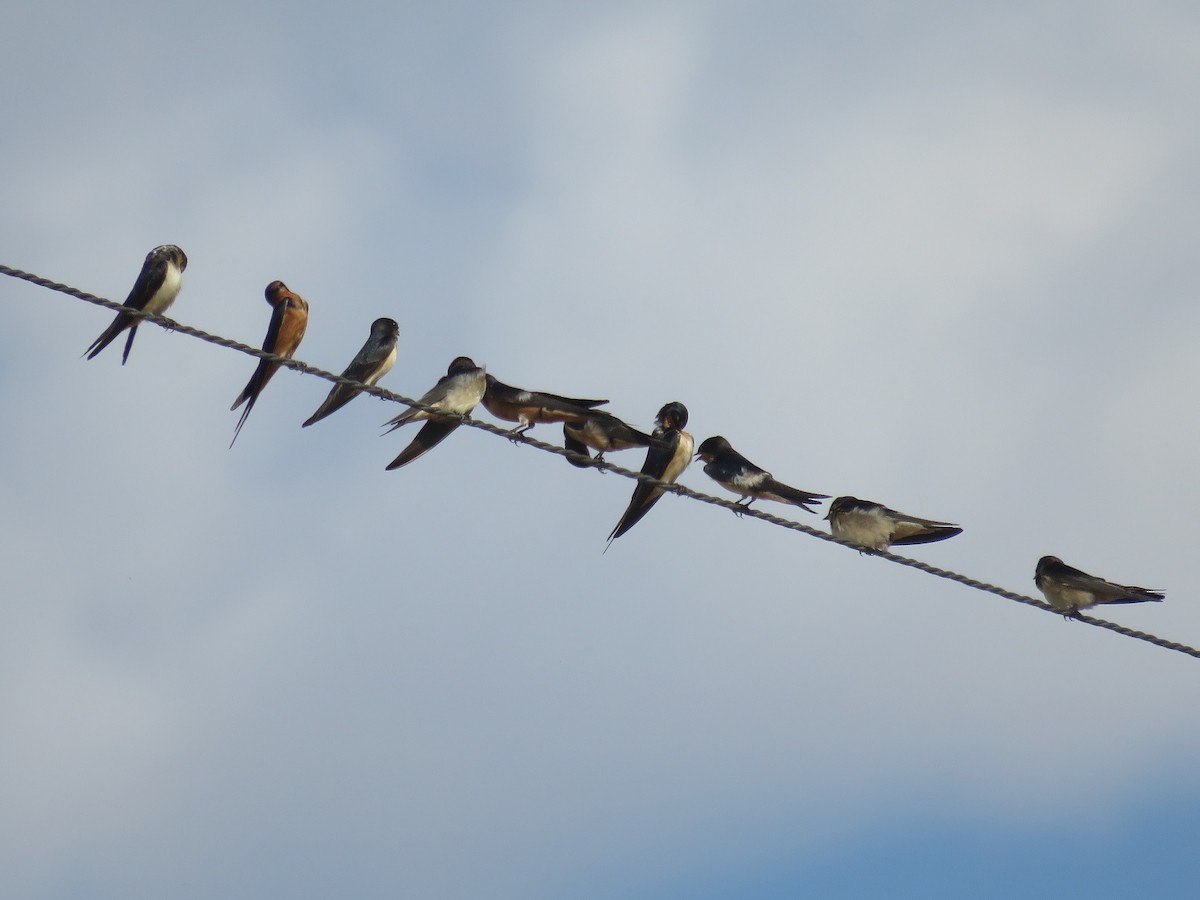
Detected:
[302,317,399,427]
[826,496,962,553]
[84,244,187,364]
[481,374,607,435]
[1034,555,1164,618]
[563,412,654,468]
[230,281,309,447]
[607,401,693,545]
[695,436,827,514]
[383,356,486,470]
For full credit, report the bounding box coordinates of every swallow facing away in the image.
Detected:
[563,411,654,468]
[607,401,693,546]
[302,318,400,427]
[383,356,486,470]
[695,436,827,514]
[230,281,310,447]
[826,496,962,553]
[481,374,608,436]
[1034,555,1164,619]
[84,244,188,364]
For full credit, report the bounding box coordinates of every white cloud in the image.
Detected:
[3,3,1200,898]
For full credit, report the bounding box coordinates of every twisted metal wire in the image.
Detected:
[4,262,1195,660]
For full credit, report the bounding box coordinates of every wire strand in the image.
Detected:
[4,262,1195,661]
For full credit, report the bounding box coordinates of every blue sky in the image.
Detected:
[669,781,1200,898]
[3,2,1199,898]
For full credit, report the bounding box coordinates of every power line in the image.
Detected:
[4,261,1195,661]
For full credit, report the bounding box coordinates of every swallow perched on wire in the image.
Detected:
[84,244,188,364]
[383,356,486,470]
[230,281,309,447]
[694,435,827,514]
[607,401,693,545]
[481,374,607,435]
[563,412,654,468]
[302,317,399,427]
[1034,555,1164,618]
[826,496,962,553]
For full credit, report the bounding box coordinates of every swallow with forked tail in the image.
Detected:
[84,244,188,364]
[303,318,399,427]
[695,436,826,513]
[563,412,654,468]
[1034,555,1164,618]
[383,356,486,470]
[826,496,962,553]
[607,402,693,545]
[230,281,309,446]
[481,374,607,434]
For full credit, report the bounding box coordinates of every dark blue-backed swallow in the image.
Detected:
[383,356,486,470]
[302,318,399,427]
[563,412,654,468]
[607,402,693,546]
[481,374,607,435]
[84,244,188,364]
[826,496,962,553]
[1034,555,1164,618]
[695,436,827,514]
[230,281,309,447]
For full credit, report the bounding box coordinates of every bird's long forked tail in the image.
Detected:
[83,314,135,363]
[1101,586,1166,605]
[385,417,461,470]
[229,396,257,448]
[761,478,827,513]
[889,522,963,546]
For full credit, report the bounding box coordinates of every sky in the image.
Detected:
[2,1,1200,897]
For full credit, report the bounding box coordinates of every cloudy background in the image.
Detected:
[3,2,1199,897]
